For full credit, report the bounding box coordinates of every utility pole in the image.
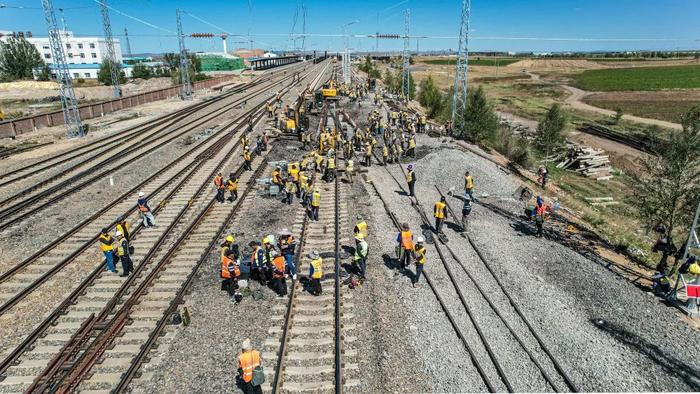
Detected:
[99,0,121,98]
[41,0,84,138]
[58,8,67,32]
[451,0,471,133]
[301,4,307,54]
[401,9,410,100]
[124,28,132,57]
[682,202,700,267]
[342,21,357,87]
[176,8,192,100]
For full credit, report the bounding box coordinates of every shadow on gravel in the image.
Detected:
[382,253,415,282]
[592,318,700,390]
[394,189,409,197]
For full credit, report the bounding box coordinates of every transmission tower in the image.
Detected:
[682,202,700,263]
[401,9,410,100]
[124,28,132,57]
[451,0,471,132]
[176,9,192,100]
[301,4,307,54]
[99,0,121,98]
[41,0,84,138]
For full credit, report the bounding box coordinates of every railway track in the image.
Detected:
[0,61,331,393]
[0,66,315,321]
[0,63,311,231]
[264,108,358,393]
[368,150,578,392]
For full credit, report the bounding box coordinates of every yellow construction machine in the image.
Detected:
[321,79,338,100]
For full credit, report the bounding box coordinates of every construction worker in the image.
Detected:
[238,339,263,394]
[326,153,336,182]
[278,229,297,280]
[462,196,472,230]
[262,235,277,282]
[434,196,447,234]
[137,192,156,228]
[412,236,426,287]
[537,166,548,188]
[354,233,369,280]
[419,114,427,133]
[227,173,239,202]
[221,235,241,298]
[345,158,354,184]
[271,251,287,297]
[243,147,252,171]
[114,230,133,277]
[248,241,266,285]
[396,223,414,270]
[406,165,416,198]
[364,142,373,167]
[283,176,296,204]
[214,172,225,203]
[354,215,368,238]
[464,170,475,201]
[382,145,389,165]
[534,196,550,238]
[266,101,273,117]
[407,134,416,157]
[99,228,117,274]
[299,170,309,203]
[310,187,321,221]
[116,216,130,243]
[271,166,283,195]
[308,250,323,296]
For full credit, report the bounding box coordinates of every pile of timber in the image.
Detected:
[557,145,612,179]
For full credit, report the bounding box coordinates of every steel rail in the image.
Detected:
[57,62,331,393]
[0,63,323,378]
[0,69,308,315]
[435,185,579,392]
[0,65,311,231]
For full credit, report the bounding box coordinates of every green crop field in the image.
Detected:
[422,58,520,67]
[573,64,700,91]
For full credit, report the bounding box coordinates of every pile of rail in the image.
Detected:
[556,144,611,179]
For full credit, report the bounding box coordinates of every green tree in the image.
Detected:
[131,63,152,79]
[613,107,624,124]
[382,69,396,93]
[163,52,179,70]
[535,104,567,157]
[0,36,44,81]
[37,64,51,81]
[458,85,499,143]
[633,104,700,236]
[418,75,444,118]
[97,59,126,86]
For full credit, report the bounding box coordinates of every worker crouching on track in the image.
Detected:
[227,173,239,202]
[412,237,426,287]
[137,192,156,228]
[221,235,242,302]
[115,230,133,277]
[99,228,117,274]
[396,223,414,271]
[238,339,264,394]
[271,251,288,297]
[308,250,323,296]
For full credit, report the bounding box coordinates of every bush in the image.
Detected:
[458,85,499,143]
[131,63,152,80]
[76,78,85,84]
[488,126,532,167]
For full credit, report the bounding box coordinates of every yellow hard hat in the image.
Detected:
[226,235,234,243]
[355,232,365,240]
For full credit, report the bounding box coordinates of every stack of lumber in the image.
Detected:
[556,145,612,178]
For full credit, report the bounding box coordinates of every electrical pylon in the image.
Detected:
[451,0,471,133]
[124,28,132,57]
[176,8,192,100]
[401,9,410,100]
[40,0,84,138]
[99,0,121,98]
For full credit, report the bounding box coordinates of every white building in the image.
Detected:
[1,30,129,79]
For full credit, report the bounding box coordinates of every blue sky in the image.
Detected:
[1,0,699,54]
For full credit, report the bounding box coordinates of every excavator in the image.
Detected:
[321,79,338,100]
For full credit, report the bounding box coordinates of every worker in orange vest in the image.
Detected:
[214,172,225,203]
[534,196,550,238]
[396,223,414,270]
[220,235,241,301]
[271,251,287,297]
[434,196,447,234]
[238,338,263,394]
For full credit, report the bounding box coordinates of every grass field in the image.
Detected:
[421,58,521,67]
[583,98,696,123]
[573,64,700,91]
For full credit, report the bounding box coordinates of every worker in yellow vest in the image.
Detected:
[243,147,252,171]
[308,250,323,296]
[412,237,426,287]
[406,165,416,198]
[310,187,321,221]
[227,173,238,202]
[434,196,447,234]
[407,134,417,158]
[99,228,117,274]
[354,215,368,238]
[238,339,263,394]
[464,170,475,201]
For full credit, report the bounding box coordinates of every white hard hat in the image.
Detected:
[417,236,425,243]
[138,191,145,197]
[115,230,122,237]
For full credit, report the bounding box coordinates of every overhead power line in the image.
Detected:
[92,0,176,35]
